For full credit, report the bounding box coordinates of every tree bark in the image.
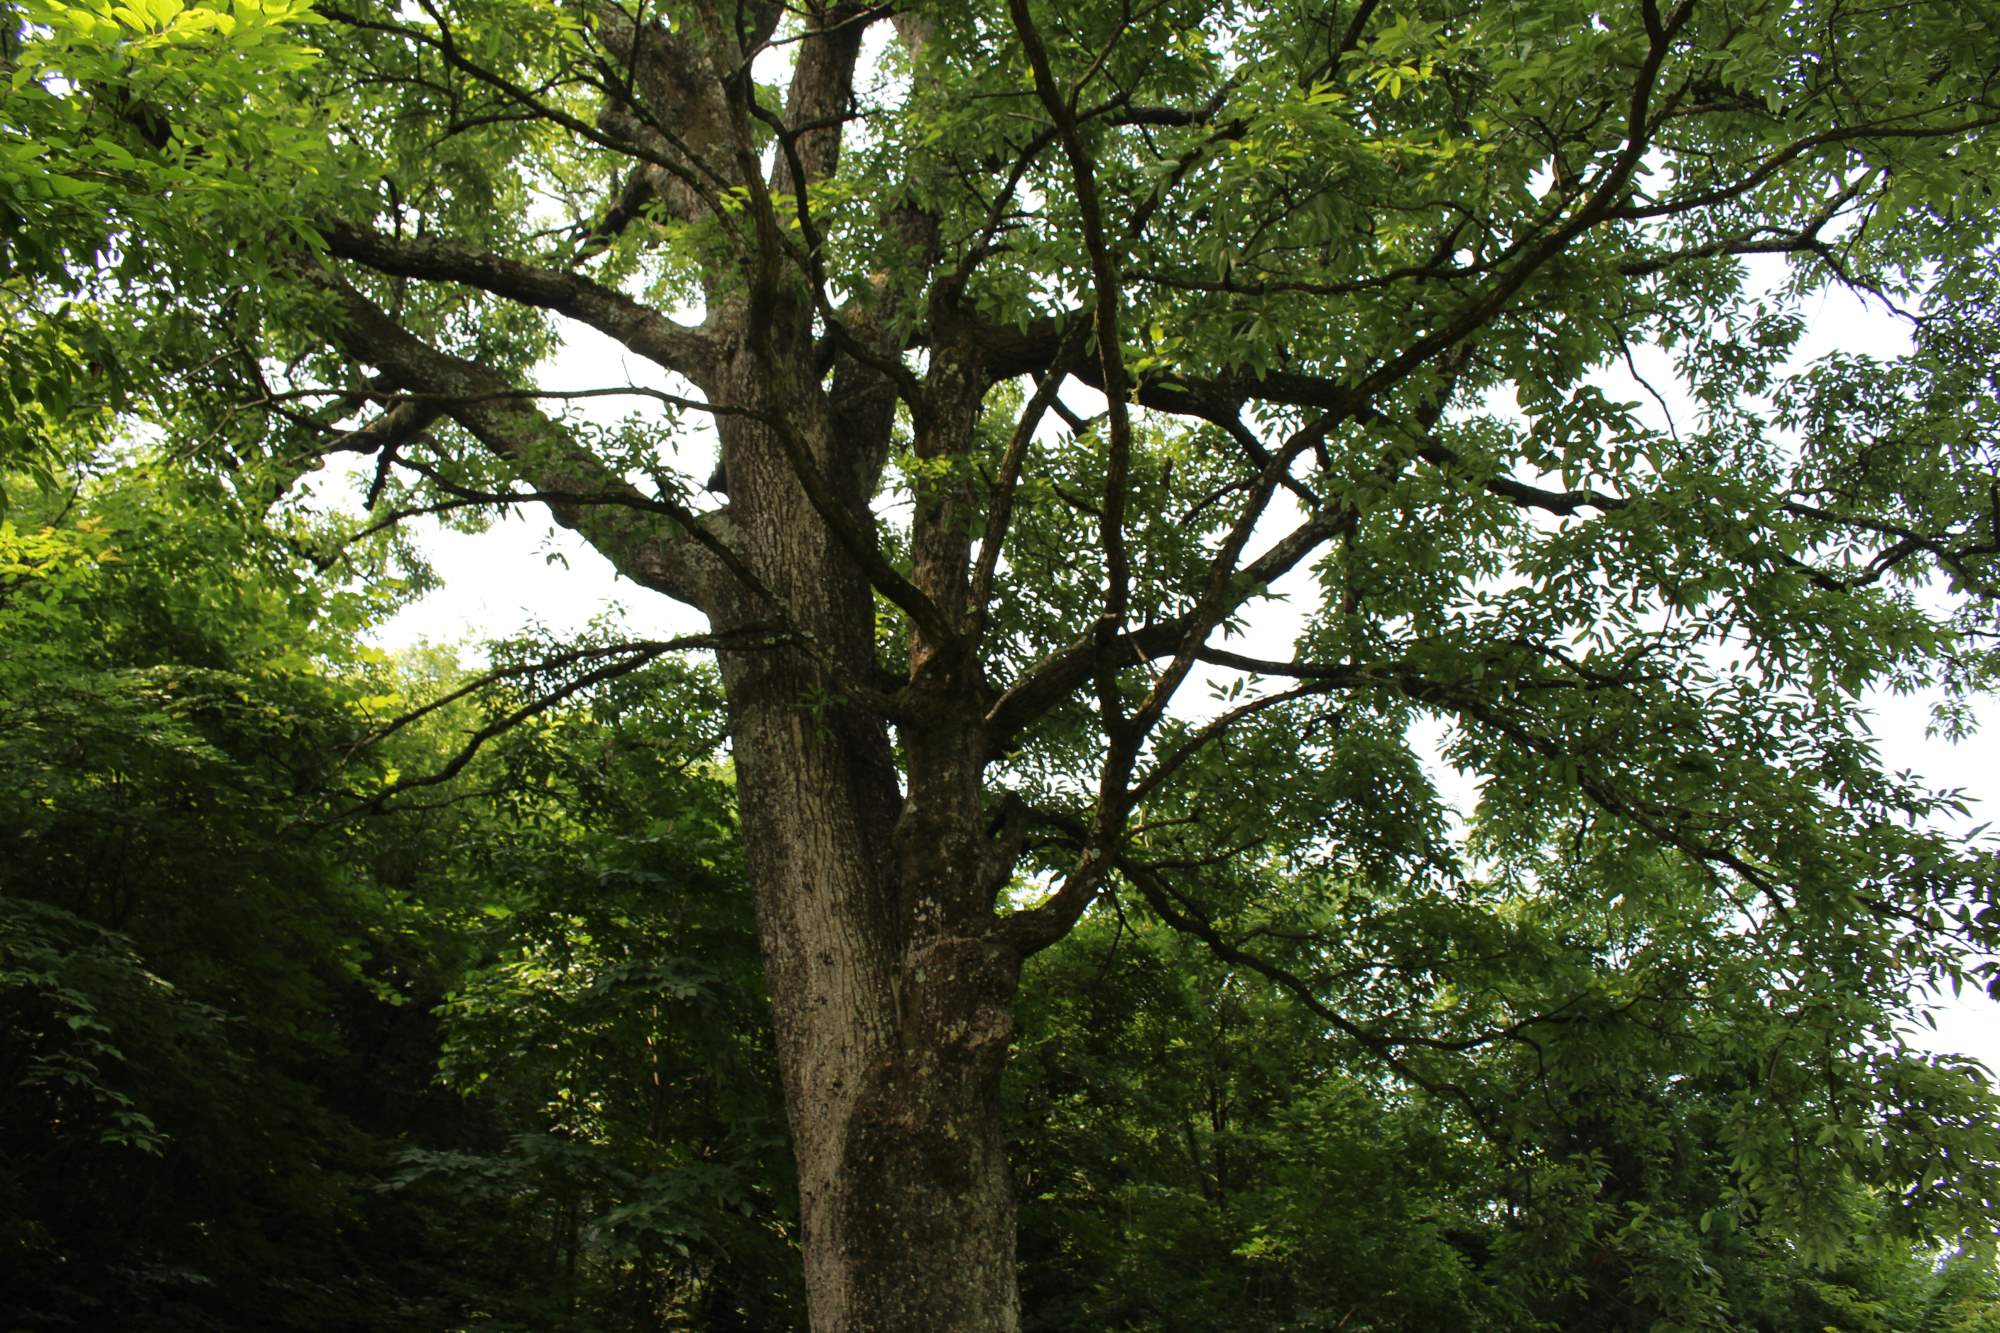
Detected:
[313,7,1036,1320]
[708,345,1025,1330]
[725,675,1024,1332]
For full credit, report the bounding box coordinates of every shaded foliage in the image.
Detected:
[1013,903,2000,1333]
[0,464,792,1329]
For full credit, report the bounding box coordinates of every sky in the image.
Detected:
[363,276,2000,1075]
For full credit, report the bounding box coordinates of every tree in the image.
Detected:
[0,458,794,1328]
[11,0,2000,1324]
[396,644,808,1328]
[1009,853,2000,1331]
[0,465,459,1328]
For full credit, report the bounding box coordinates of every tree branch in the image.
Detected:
[303,266,720,611]
[325,630,767,819]
[322,221,717,385]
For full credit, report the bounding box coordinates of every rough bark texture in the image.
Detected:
[707,338,1025,1329]
[724,669,1024,1333]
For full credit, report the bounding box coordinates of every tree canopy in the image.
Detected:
[7,0,2000,1325]
[3,456,1997,1329]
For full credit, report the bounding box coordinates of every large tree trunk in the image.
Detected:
[711,349,1025,1330]
[720,645,1025,1332]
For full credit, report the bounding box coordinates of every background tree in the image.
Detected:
[394,641,804,1329]
[10,0,2000,1325]
[1009,858,2000,1332]
[0,465,461,1327]
[0,461,792,1329]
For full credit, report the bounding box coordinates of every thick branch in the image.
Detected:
[323,222,717,385]
[304,267,719,610]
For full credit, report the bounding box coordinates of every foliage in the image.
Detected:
[10,0,2000,1322]
[0,0,337,509]
[0,466,447,1328]
[1014,903,2000,1332]
[0,464,791,1328]
[392,646,803,1330]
